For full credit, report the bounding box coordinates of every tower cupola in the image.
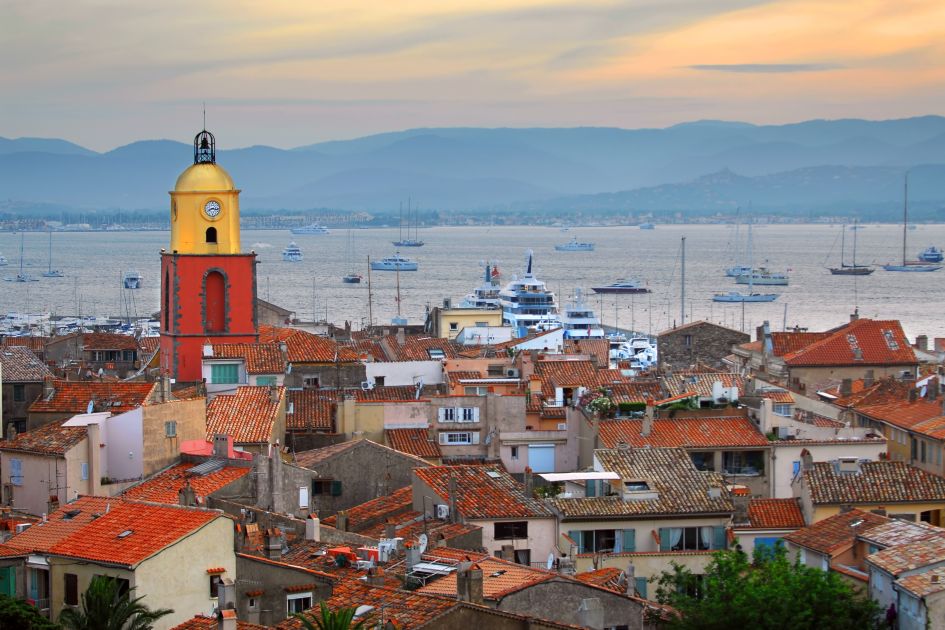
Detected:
[194,129,215,164]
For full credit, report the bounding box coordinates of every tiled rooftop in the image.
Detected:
[209,343,286,374]
[294,438,428,470]
[79,332,139,351]
[744,498,805,529]
[29,380,156,414]
[418,556,554,599]
[552,448,734,518]
[868,535,945,576]
[258,325,358,363]
[783,509,888,555]
[206,386,284,444]
[122,462,251,505]
[597,416,767,449]
[574,567,624,592]
[2,336,48,353]
[138,337,160,357]
[803,460,945,505]
[170,615,268,630]
[386,428,442,459]
[663,373,746,399]
[5,496,119,553]
[781,319,916,367]
[413,465,553,520]
[380,334,458,362]
[286,390,335,431]
[859,519,945,549]
[894,566,945,598]
[0,420,87,455]
[322,486,413,530]
[854,399,943,431]
[0,346,52,382]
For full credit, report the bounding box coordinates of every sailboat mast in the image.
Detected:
[396,265,402,318]
[48,230,52,273]
[367,255,374,327]
[680,237,686,325]
[852,219,858,266]
[398,202,403,241]
[747,221,754,294]
[903,173,909,265]
[840,223,846,266]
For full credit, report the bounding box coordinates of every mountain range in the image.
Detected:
[2,116,945,216]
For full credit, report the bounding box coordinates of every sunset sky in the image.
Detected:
[3,0,944,150]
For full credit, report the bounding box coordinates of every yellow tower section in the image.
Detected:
[168,130,242,254]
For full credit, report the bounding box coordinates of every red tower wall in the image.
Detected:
[160,252,258,382]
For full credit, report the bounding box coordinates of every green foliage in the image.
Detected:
[297,602,367,630]
[0,594,59,630]
[58,576,173,630]
[618,401,647,414]
[654,544,880,630]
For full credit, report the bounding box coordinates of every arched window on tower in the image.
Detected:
[163,270,170,331]
[206,227,217,244]
[204,271,226,333]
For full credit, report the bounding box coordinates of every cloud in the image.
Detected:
[688,63,843,73]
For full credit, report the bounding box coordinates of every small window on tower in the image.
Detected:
[206,227,218,243]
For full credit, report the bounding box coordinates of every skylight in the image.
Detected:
[117,529,134,538]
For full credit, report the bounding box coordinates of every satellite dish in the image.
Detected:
[417,533,428,554]
[86,400,94,414]
[546,552,555,570]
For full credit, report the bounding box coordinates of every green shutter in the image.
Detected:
[713,526,727,550]
[586,480,597,497]
[256,375,277,386]
[0,567,14,597]
[211,363,239,384]
[634,576,648,599]
[568,530,583,553]
[330,479,343,496]
[622,529,636,552]
[659,528,671,551]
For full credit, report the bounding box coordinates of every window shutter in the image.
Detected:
[438,432,449,445]
[586,480,597,497]
[438,408,447,423]
[9,459,22,486]
[568,530,583,553]
[659,528,670,552]
[472,408,480,422]
[713,526,727,550]
[330,480,343,496]
[472,432,480,445]
[622,529,636,553]
[634,577,648,599]
[80,463,89,481]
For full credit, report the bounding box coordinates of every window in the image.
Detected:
[206,227,218,243]
[773,404,792,416]
[211,363,239,384]
[210,574,223,598]
[438,407,457,422]
[287,592,313,615]
[257,376,277,386]
[165,421,177,438]
[494,521,528,540]
[460,407,480,423]
[64,573,78,606]
[792,460,801,477]
[684,334,692,347]
[510,446,519,460]
[9,458,22,486]
[313,479,342,496]
[487,364,505,376]
[80,463,89,481]
[248,597,257,609]
[13,385,25,402]
[514,549,531,565]
[449,322,459,331]
[475,321,489,327]
[123,350,136,362]
[464,386,488,396]
[428,349,445,360]
[374,376,385,387]
[438,432,478,445]
[204,270,226,333]
[659,526,725,551]
[690,452,714,471]
[303,376,321,388]
[723,451,764,476]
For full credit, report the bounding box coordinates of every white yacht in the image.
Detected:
[370,253,418,271]
[0,254,7,266]
[123,270,142,289]
[554,236,594,252]
[560,289,605,339]
[291,224,330,235]
[459,261,502,309]
[734,267,789,286]
[282,242,303,262]
[498,250,559,335]
[611,336,658,370]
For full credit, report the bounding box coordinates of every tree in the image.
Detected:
[654,544,880,630]
[58,576,172,630]
[0,594,59,630]
[297,602,367,630]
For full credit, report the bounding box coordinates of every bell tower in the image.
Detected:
[160,129,258,382]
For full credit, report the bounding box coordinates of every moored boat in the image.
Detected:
[291,224,330,235]
[370,253,418,271]
[282,242,303,262]
[918,246,944,263]
[591,279,650,294]
[554,236,594,252]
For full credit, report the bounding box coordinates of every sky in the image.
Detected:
[2,0,945,151]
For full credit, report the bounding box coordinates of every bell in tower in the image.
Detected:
[194,129,215,164]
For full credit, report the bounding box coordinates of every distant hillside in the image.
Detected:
[1,116,945,215]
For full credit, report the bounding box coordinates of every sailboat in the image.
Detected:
[42,230,64,277]
[4,232,38,282]
[829,219,873,275]
[884,173,942,272]
[724,211,752,277]
[392,199,424,247]
[714,221,778,302]
[342,219,362,284]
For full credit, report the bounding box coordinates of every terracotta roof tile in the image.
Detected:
[414,465,553,520]
[663,373,746,399]
[206,386,284,444]
[386,428,442,459]
[380,335,458,362]
[745,498,805,529]
[0,420,86,456]
[803,461,945,505]
[322,486,413,530]
[564,338,610,365]
[76,332,140,351]
[868,535,945,576]
[0,543,26,558]
[859,519,945,549]
[2,336,48,353]
[258,325,357,363]
[353,385,421,401]
[758,389,795,404]
[782,319,916,367]
[608,381,664,405]
[597,416,767,449]
[0,346,52,382]
[286,390,335,431]
[29,380,156,414]
[574,567,623,592]
[771,332,832,356]
[122,463,251,505]
[895,566,945,598]
[293,439,429,470]
[138,337,160,356]
[209,343,286,374]
[48,501,220,568]
[4,496,113,553]
[552,448,733,518]
[171,616,267,630]
[912,416,945,440]
[418,556,554,599]
[855,399,943,431]
[784,509,888,555]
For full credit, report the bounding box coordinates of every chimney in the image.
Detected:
[457,564,484,604]
[448,475,459,524]
[366,566,386,587]
[178,479,197,507]
[909,388,918,403]
[336,510,348,532]
[384,520,396,540]
[5,424,16,441]
[864,369,875,388]
[523,467,534,497]
[624,563,636,596]
[269,385,279,405]
[265,528,283,561]
[406,545,421,570]
[218,609,237,630]
[396,328,406,347]
[840,379,853,397]
[305,514,320,542]
[853,348,863,362]
[642,400,655,437]
[577,598,604,630]
[933,574,940,584]
[916,335,929,351]
[850,309,859,322]
[217,578,236,609]
[213,434,231,459]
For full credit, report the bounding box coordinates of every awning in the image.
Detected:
[539,472,619,482]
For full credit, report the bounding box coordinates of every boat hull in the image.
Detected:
[392,240,424,247]
[342,275,362,284]
[734,276,788,286]
[370,262,418,271]
[591,287,651,294]
[713,293,778,303]
[829,267,874,275]
[883,264,942,272]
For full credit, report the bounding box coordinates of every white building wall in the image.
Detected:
[102,408,145,481]
[365,361,444,387]
[475,517,557,564]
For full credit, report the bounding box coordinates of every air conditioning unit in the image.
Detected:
[776,426,796,439]
[436,504,451,520]
[557,423,567,431]
[361,381,374,391]
[506,368,520,377]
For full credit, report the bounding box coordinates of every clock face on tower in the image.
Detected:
[204,200,221,218]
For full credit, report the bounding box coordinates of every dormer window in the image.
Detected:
[624,481,650,492]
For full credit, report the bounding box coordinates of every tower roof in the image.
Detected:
[174,162,235,192]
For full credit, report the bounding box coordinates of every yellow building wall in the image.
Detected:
[813,502,945,526]
[437,309,503,340]
[169,162,241,255]
[142,398,208,476]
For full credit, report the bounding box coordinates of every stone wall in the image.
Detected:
[658,322,750,371]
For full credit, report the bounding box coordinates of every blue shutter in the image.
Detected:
[659,528,670,551]
[622,529,636,552]
[586,480,597,497]
[634,576,648,599]
[568,530,583,553]
[9,459,22,486]
[713,526,727,550]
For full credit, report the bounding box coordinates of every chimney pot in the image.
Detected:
[305,515,320,542]
[218,609,238,630]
